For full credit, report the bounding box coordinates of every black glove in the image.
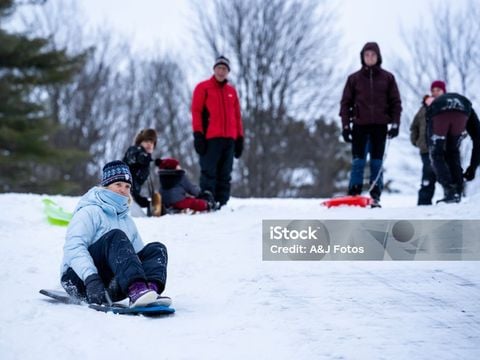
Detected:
[234,137,244,158]
[142,152,152,165]
[85,274,106,305]
[387,124,399,139]
[154,158,162,167]
[463,165,476,181]
[193,132,207,155]
[342,126,352,143]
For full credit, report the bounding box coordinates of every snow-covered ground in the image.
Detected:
[0,193,479,360]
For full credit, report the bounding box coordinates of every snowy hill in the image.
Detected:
[0,193,479,360]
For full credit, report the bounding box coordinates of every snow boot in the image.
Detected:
[348,184,363,196]
[147,282,172,307]
[128,281,158,307]
[436,184,461,204]
[369,185,381,208]
[199,190,219,211]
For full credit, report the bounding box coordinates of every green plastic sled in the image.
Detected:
[42,198,73,226]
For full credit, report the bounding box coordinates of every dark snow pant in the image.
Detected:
[429,112,467,191]
[199,138,235,205]
[61,229,168,301]
[349,124,387,199]
[430,136,464,190]
[418,152,436,205]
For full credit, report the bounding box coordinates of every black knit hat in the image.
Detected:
[135,128,157,147]
[213,55,230,71]
[101,160,132,187]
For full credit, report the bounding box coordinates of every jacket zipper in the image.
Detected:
[369,68,374,123]
[220,85,227,136]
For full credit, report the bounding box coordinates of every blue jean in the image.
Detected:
[349,124,387,190]
[418,152,436,205]
[349,158,383,191]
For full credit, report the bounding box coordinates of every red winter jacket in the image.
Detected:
[191,76,243,140]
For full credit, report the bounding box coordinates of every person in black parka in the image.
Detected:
[123,129,162,216]
[425,83,480,203]
[339,42,402,206]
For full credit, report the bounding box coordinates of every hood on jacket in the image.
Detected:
[74,187,130,218]
[360,42,382,67]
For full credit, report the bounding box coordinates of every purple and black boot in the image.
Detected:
[127,281,158,307]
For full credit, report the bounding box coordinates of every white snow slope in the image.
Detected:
[0,193,479,360]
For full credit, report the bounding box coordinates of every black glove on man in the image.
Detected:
[387,124,399,139]
[193,132,207,155]
[234,137,244,159]
[463,165,476,181]
[342,126,352,143]
[85,274,106,305]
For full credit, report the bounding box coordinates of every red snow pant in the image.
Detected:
[431,112,468,137]
[172,197,208,212]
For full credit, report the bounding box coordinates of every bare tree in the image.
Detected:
[394,1,480,194]
[18,0,194,193]
[193,0,346,197]
[110,56,194,173]
[395,1,480,121]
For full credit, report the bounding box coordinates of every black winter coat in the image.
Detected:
[123,145,152,207]
[340,42,402,128]
[466,109,480,171]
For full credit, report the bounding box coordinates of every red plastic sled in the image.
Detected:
[322,195,373,208]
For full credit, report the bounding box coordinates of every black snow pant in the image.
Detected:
[61,229,168,301]
[418,152,436,205]
[428,111,467,194]
[199,137,235,206]
[430,135,463,190]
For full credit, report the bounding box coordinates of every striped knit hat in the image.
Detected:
[213,55,230,71]
[101,160,132,187]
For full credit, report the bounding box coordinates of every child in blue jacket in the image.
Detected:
[60,160,168,307]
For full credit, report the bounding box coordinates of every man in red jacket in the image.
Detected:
[339,42,402,207]
[191,56,244,207]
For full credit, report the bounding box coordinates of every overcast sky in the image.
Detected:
[77,0,470,71]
